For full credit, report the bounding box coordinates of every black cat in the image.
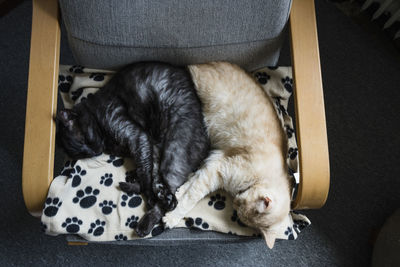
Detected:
[56,62,210,237]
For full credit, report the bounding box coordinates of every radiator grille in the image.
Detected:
[358,0,400,39]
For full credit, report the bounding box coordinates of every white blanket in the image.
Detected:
[41,65,310,242]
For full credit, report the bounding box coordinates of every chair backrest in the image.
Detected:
[59,0,292,70]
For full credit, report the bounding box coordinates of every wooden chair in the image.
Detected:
[23,0,329,224]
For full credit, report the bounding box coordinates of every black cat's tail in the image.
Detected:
[119,181,141,194]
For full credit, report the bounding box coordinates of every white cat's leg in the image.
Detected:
[174,176,195,200]
[163,150,225,228]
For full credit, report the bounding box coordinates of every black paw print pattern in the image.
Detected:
[292,178,299,200]
[288,168,297,198]
[254,71,271,85]
[293,219,310,233]
[151,225,164,237]
[125,215,139,229]
[89,73,106,82]
[73,186,100,208]
[61,217,83,233]
[208,193,226,210]
[43,197,62,217]
[58,75,73,93]
[285,125,295,139]
[71,87,84,101]
[88,219,106,236]
[231,210,247,227]
[100,173,113,186]
[69,165,87,188]
[107,155,124,167]
[69,65,84,74]
[281,76,293,93]
[120,193,142,208]
[284,227,295,240]
[289,167,296,181]
[40,222,47,233]
[288,147,298,160]
[99,200,117,215]
[115,234,128,241]
[273,97,287,116]
[185,217,209,230]
[60,160,77,177]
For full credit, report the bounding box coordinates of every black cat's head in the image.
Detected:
[56,108,104,159]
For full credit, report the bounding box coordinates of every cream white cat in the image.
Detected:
[163,62,292,248]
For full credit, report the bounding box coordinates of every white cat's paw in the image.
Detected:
[163,212,182,229]
[175,183,189,199]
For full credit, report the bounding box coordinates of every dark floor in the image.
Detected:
[1,0,400,266]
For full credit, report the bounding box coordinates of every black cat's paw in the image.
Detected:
[162,193,177,212]
[136,223,165,237]
[153,183,167,200]
[119,182,141,194]
[135,216,154,237]
[135,226,149,237]
[153,183,177,211]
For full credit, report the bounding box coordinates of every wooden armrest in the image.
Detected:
[22,0,60,217]
[290,0,330,209]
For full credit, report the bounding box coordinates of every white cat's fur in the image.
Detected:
[163,62,292,248]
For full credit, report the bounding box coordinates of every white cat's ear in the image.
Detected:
[264,196,272,208]
[256,196,272,213]
[260,229,276,249]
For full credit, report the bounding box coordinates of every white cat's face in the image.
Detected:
[233,183,291,248]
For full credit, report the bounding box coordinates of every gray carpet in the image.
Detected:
[1,0,400,266]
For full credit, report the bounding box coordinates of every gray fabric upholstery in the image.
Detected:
[59,0,291,70]
[66,31,286,71]
[66,229,260,246]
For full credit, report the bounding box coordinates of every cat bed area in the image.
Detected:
[40,65,310,243]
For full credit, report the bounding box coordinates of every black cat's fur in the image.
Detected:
[56,62,210,237]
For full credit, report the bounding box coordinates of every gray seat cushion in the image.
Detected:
[59,0,292,70]
[66,228,260,246]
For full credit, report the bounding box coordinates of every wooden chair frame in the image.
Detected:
[22,0,329,217]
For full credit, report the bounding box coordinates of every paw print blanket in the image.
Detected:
[41,65,310,242]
